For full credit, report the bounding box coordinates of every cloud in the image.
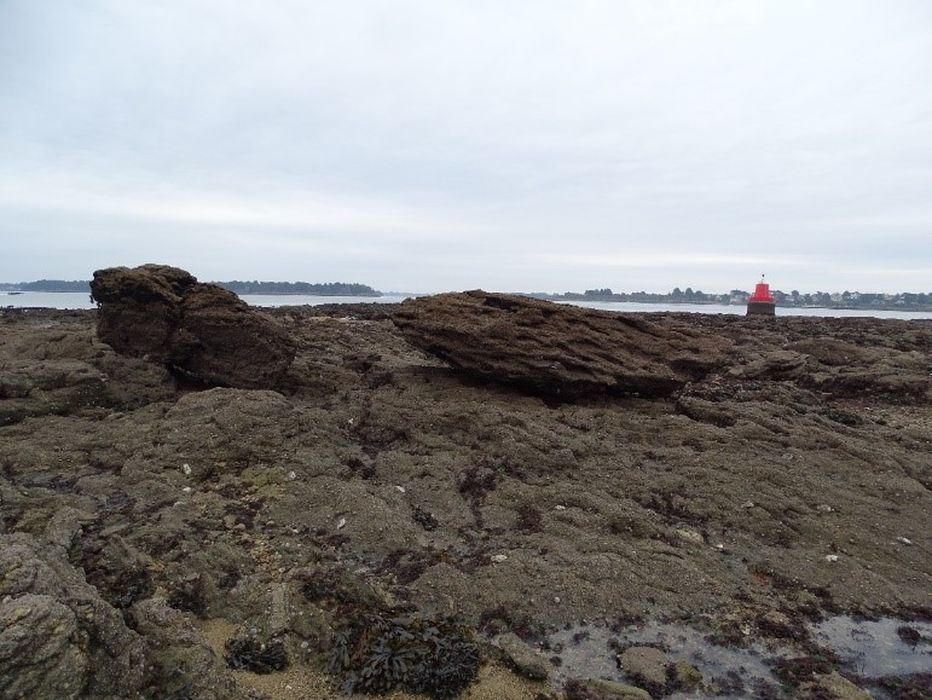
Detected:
[1,0,930,291]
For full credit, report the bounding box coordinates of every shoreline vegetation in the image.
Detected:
[0,279,382,297]
[2,280,931,311]
[528,287,932,312]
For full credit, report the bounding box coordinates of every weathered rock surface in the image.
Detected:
[129,598,248,700]
[392,291,729,398]
[565,678,652,699]
[495,632,549,680]
[90,264,295,388]
[0,533,146,699]
[0,304,930,698]
[617,646,671,693]
[799,671,872,700]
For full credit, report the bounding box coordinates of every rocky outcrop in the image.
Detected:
[129,598,248,700]
[0,533,146,699]
[90,264,295,389]
[392,291,729,398]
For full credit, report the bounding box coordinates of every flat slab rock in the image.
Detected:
[392,291,729,398]
[90,264,295,389]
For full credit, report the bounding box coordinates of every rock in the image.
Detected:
[757,610,805,640]
[726,350,811,380]
[0,359,108,426]
[799,671,872,699]
[0,594,87,699]
[565,678,652,699]
[392,291,729,398]
[496,632,549,680]
[90,264,295,388]
[673,527,705,545]
[671,661,703,691]
[617,646,671,693]
[0,533,146,698]
[130,597,248,700]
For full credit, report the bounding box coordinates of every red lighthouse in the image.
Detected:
[746,276,776,316]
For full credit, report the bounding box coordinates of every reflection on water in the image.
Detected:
[546,616,931,697]
[812,616,931,677]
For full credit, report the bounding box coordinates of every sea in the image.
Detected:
[3,291,932,320]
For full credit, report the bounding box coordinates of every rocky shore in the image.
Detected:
[1,266,929,699]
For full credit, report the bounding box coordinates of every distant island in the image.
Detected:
[530,287,932,312]
[0,279,381,297]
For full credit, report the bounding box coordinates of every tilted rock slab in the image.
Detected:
[90,264,295,388]
[392,291,729,398]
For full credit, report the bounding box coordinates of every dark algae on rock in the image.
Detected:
[328,609,480,698]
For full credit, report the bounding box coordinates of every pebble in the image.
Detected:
[490,553,508,563]
[825,554,839,562]
[496,632,549,680]
[336,517,347,530]
[674,527,705,545]
[181,463,192,476]
[896,536,913,546]
[181,486,192,493]
[554,505,567,511]
[816,504,834,513]
[287,470,297,480]
[741,500,755,509]
[395,485,406,493]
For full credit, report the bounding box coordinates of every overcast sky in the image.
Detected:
[1,1,930,293]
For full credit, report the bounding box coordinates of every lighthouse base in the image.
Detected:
[746,301,776,316]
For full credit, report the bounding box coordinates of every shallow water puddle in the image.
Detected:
[546,616,931,696]
[811,615,931,677]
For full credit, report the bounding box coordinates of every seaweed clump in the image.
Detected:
[224,636,289,673]
[328,610,480,699]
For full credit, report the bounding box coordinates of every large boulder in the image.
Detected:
[90,264,295,388]
[392,291,729,398]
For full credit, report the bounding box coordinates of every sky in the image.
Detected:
[1,0,930,294]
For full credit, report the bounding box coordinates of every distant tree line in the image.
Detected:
[217,281,380,296]
[0,279,381,297]
[534,287,932,311]
[0,279,91,292]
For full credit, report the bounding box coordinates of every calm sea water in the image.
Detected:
[3,291,931,320]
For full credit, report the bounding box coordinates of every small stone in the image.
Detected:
[674,527,705,545]
[741,500,755,509]
[336,517,347,530]
[496,632,549,680]
[575,679,651,699]
[825,554,839,562]
[490,554,508,563]
[672,661,703,690]
[181,486,192,493]
[816,504,834,513]
[800,671,871,700]
[617,646,670,692]
[181,463,192,476]
[896,536,913,546]
[554,505,567,511]
[287,470,297,480]
[395,485,406,493]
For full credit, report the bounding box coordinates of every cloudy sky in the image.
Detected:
[1,1,930,293]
